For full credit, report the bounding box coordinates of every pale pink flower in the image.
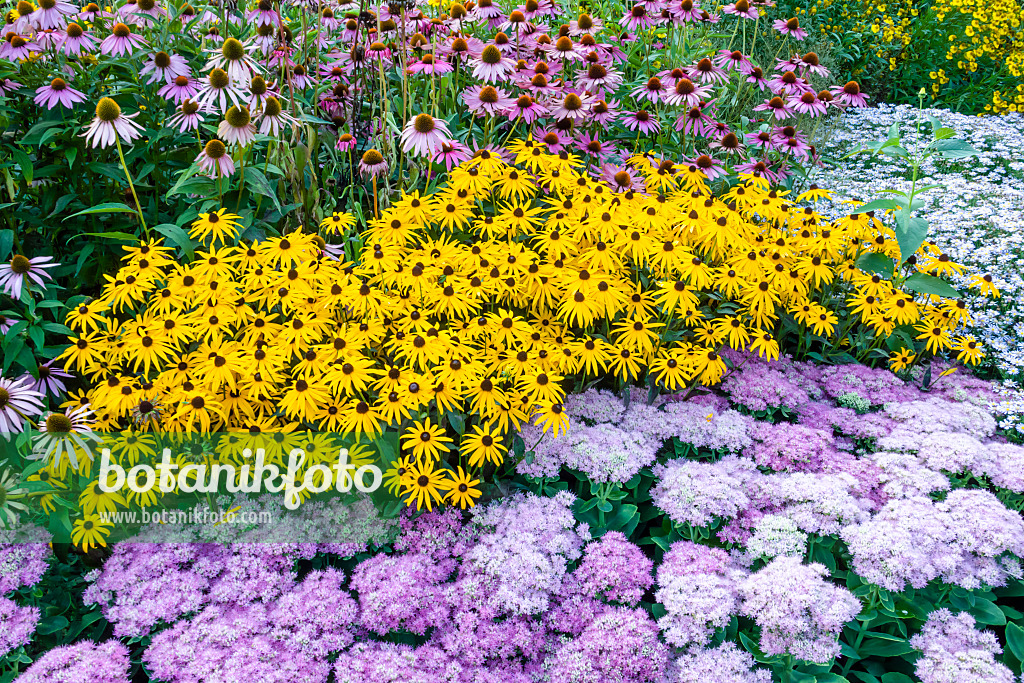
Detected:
[33,77,86,109]
[100,22,147,57]
[81,97,145,149]
[400,114,453,158]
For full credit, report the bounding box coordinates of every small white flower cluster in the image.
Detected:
[814,104,1024,386]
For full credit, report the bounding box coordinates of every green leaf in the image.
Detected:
[153,223,196,260]
[858,635,915,657]
[816,675,852,683]
[894,215,929,263]
[244,166,282,212]
[968,597,1006,626]
[933,139,979,159]
[903,273,960,299]
[36,615,70,635]
[605,503,640,536]
[880,674,915,683]
[853,198,900,214]
[1005,622,1024,662]
[856,253,894,278]
[933,127,955,140]
[0,229,13,261]
[12,148,33,185]
[78,231,139,241]
[63,202,138,221]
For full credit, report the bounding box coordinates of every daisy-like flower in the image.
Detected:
[195,138,235,178]
[0,466,28,524]
[470,44,516,83]
[157,74,199,104]
[217,105,256,146]
[570,12,603,35]
[675,104,717,136]
[140,50,189,84]
[622,109,661,134]
[669,0,702,22]
[754,95,795,120]
[33,76,86,109]
[507,93,549,124]
[599,163,645,192]
[791,90,827,116]
[256,96,297,136]
[767,70,814,95]
[31,0,77,30]
[549,92,591,121]
[335,133,356,152]
[575,132,616,160]
[358,148,389,178]
[463,84,515,116]
[831,80,870,107]
[2,34,42,61]
[534,127,570,153]
[1,80,24,99]
[31,405,96,471]
[773,16,807,39]
[722,0,757,19]
[0,314,15,334]
[57,21,96,55]
[189,208,241,244]
[714,48,753,73]
[82,97,144,149]
[745,66,769,90]
[735,158,780,183]
[433,141,472,171]
[30,360,71,398]
[545,35,584,63]
[245,0,278,26]
[709,131,745,154]
[590,98,619,126]
[777,134,811,160]
[689,56,729,84]
[0,375,44,434]
[195,67,246,114]
[0,254,56,298]
[621,3,658,31]
[168,98,204,132]
[798,52,830,77]
[577,62,623,92]
[100,22,147,57]
[400,113,453,158]
[686,154,726,180]
[407,53,454,75]
[205,37,262,82]
[664,77,711,107]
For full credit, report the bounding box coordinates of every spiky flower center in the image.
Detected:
[154,50,171,68]
[225,104,250,127]
[478,85,499,104]
[803,52,820,66]
[16,0,33,14]
[843,81,860,95]
[735,0,749,10]
[481,45,502,65]
[613,171,630,186]
[172,74,189,87]
[554,36,573,51]
[0,387,9,409]
[112,22,131,37]
[563,93,583,110]
[322,6,333,17]
[204,139,227,159]
[222,37,245,61]
[578,13,593,28]
[263,96,281,117]
[587,64,607,79]
[208,68,229,89]
[96,97,121,122]
[362,149,384,165]
[181,99,199,115]
[369,41,386,51]
[630,5,646,17]
[39,0,56,9]
[66,21,83,36]
[46,412,73,433]
[451,37,468,52]
[675,78,695,95]
[50,77,67,90]
[450,2,465,17]
[413,113,436,133]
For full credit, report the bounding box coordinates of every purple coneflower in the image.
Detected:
[798,52,830,77]
[735,158,780,183]
[401,113,453,158]
[82,97,144,148]
[722,0,757,19]
[664,77,710,107]
[168,99,204,132]
[534,127,570,153]
[31,0,77,30]
[463,84,515,117]
[570,13,603,35]
[674,104,716,136]
[686,154,726,180]
[471,44,516,83]
[709,131,745,154]
[157,74,199,104]
[792,91,827,116]
[753,95,795,120]
[434,141,472,171]
[0,313,15,334]
[507,93,548,124]
[773,17,807,39]
[77,1,101,21]
[195,139,235,178]
[632,76,672,104]
[33,77,86,109]
[32,404,96,470]
[471,0,505,24]
[589,98,619,127]
[364,41,392,61]
[0,79,22,97]
[358,148,389,178]
[575,132,615,160]
[205,37,261,82]
[2,35,42,61]
[100,22,147,57]
[622,109,661,135]
[245,0,278,26]
[57,21,96,56]
[745,66,769,90]
[689,57,729,84]
[218,105,256,146]
[577,62,623,92]
[714,48,753,73]
[288,63,312,89]
[256,96,297,136]
[0,254,57,298]
[141,50,189,84]
[669,0,702,22]
[407,53,454,75]
[31,360,71,398]
[0,375,44,435]
[768,70,814,95]
[777,135,811,160]
[831,81,869,107]
[549,92,591,121]
[335,133,356,153]
[247,74,279,111]
[621,4,658,31]
[195,67,246,113]
[599,163,645,192]
[546,35,584,62]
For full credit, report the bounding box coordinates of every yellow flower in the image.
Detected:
[445,466,481,509]
[401,417,454,461]
[72,514,113,552]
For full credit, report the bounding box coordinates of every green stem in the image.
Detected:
[115,136,149,238]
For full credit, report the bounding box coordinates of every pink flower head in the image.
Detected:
[2,34,42,61]
[463,84,515,116]
[168,99,204,132]
[722,0,758,19]
[218,105,256,146]
[471,45,516,82]
[433,140,472,171]
[0,374,45,434]
[797,52,830,77]
[714,48,753,73]
[141,50,190,85]
[578,61,624,92]
[550,91,592,121]
[590,98,620,127]
[157,74,199,104]
[0,254,57,298]
[686,154,726,180]
[31,0,77,30]
[56,22,97,55]
[100,22,147,57]
[599,163,646,193]
[400,113,453,158]
[195,139,235,178]
[689,56,729,85]
[507,93,549,124]
[621,4,659,31]
[768,70,814,96]
[753,95,795,120]
[791,90,827,116]
[632,76,672,104]
[773,17,807,39]
[622,109,662,135]
[82,97,144,148]
[675,103,716,137]
[831,81,870,107]
[407,53,454,75]
[575,132,616,160]
[665,77,711,107]
[33,76,86,109]
[358,148,389,178]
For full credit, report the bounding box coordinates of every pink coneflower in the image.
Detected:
[245,0,279,26]
[570,13,603,35]
[77,2,101,21]
[256,96,297,136]
[714,49,753,73]
[798,52,830,77]
[433,140,472,171]
[549,92,591,121]
[158,74,199,104]
[253,22,278,54]
[442,35,484,61]
[722,0,757,19]
[82,97,144,149]
[196,139,235,178]
[518,71,560,96]
[792,90,827,116]
[358,148,389,178]
[622,109,661,134]
[247,74,279,111]
[334,133,356,153]
[31,360,72,398]
[168,99,204,132]
[664,77,711,107]
[632,76,671,104]
[534,127,570,152]
[31,403,96,469]
[35,28,65,50]
[0,313,15,334]
[674,104,716,136]
[768,70,814,95]
[577,62,622,91]
[590,98,620,126]
[709,131,745,154]
[31,0,77,29]
[364,41,392,62]
[669,0,702,22]
[0,374,44,435]
[546,35,584,62]
[100,22,147,57]
[217,105,256,146]
[195,68,246,114]
[2,35,42,61]
[686,154,726,180]
[778,135,811,160]
[205,37,262,82]
[689,57,729,84]
[400,113,453,158]
[0,79,22,98]
[57,21,96,55]
[745,129,775,152]
[773,17,807,39]
[33,77,86,109]
[471,45,516,82]
[471,0,505,24]
[288,63,312,89]
[745,66,769,90]
[831,81,869,107]
[140,50,189,85]
[621,4,658,31]
[754,95,795,120]
[407,53,454,76]
[599,163,645,192]
[575,132,616,160]
[0,254,57,298]
[735,158,780,183]
[463,84,515,116]
[507,93,549,124]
